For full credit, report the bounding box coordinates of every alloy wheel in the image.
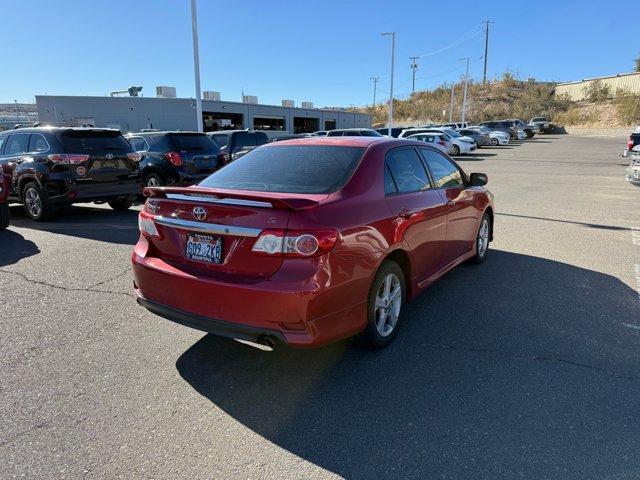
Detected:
[146,176,161,187]
[478,217,490,257]
[374,273,402,337]
[25,188,42,218]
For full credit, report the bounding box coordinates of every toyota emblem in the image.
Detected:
[192,206,207,221]
[105,153,114,160]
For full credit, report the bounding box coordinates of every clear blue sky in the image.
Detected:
[1,0,638,107]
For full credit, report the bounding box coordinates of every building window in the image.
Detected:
[253,117,285,131]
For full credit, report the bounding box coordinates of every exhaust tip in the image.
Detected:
[235,335,278,351]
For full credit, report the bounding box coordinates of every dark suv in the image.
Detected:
[0,127,141,220]
[0,165,9,230]
[478,120,518,139]
[208,130,269,163]
[125,131,223,188]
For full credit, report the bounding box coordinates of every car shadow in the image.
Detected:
[175,250,640,479]
[0,228,40,267]
[7,204,140,245]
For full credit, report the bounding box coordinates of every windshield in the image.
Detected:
[199,145,365,193]
[444,129,461,138]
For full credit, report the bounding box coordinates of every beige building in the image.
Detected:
[555,72,640,101]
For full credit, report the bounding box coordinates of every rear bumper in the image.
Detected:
[51,180,141,203]
[131,241,371,348]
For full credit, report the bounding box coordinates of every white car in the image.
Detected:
[405,133,453,154]
[471,126,510,146]
[516,129,527,140]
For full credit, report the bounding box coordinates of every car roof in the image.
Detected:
[126,130,206,137]
[258,136,405,148]
[1,126,120,135]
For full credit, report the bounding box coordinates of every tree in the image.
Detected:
[635,54,640,73]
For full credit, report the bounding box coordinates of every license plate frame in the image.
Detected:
[185,232,223,264]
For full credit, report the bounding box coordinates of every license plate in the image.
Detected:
[185,232,223,264]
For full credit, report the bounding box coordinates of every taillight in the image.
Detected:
[252,229,338,257]
[47,153,89,164]
[628,137,634,150]
[127,152,142,162]
[164,151,183,166]
[437,141,447,146]
[138,212,159,237]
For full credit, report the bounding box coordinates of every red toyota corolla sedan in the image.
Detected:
[132,137,493,349]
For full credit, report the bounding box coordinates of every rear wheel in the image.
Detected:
[0,202,9,230]
[108,197,134,211]
[144,173,164,188]
[451,144,461,155]
[22,182,54,221]
[359,261,405,349]
[490,137,499,146]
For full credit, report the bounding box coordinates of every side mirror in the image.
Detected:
[469,172,488,186]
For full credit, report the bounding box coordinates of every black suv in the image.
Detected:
[478,120,518,139]
[0,127,141,220]
[208,130,269,163]
[125,131,223,187]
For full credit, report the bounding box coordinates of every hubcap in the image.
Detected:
[25,188,42,217]
[146,176,160,187]
[478,218,489,256]
[374,273,402,337]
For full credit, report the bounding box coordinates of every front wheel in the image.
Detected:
[359,261,405,349]
[108,197,134,211]
[0,202,9,230]
[451,144,461,155]
[144,173,164,188]
[471,213,491,264]
[490,137,499,146]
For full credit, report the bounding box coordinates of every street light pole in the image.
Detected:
[382,32,395,137]
[460,57,470,124]
[190,0,203,132]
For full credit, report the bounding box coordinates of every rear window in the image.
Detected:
[199,145,365,194]
[60,130,132,153]
[168,133,218,151]
[233,132,269,148]
[210,134,229,147]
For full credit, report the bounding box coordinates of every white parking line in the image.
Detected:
[635,264,640,304]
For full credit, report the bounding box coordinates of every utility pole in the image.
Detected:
[460,57,470,124]
[449,83,455,123]
[370,76,380,106]
[190,0,203,132]
[482,20,494,85]
[409,56,418,94]
[382,32,395,137]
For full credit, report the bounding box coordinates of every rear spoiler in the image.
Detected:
[143,186,321,210]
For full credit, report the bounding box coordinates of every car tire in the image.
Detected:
[490,137,499,146]
[0,202,9,230]
[144,173,164,188]
[471,213,491,264]
[525,130,534,139]
[22,182,54,221]
[359,260,406,349]
[108,197,134,211]
[452,144,461,155]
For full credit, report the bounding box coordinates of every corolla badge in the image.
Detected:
[105,153,114,160]
[192,206,207,221]
[76,166,86,176]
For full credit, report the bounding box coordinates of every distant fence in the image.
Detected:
[555,72,640,101]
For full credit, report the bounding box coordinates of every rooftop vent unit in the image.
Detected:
[301,101,314,109]
[109,86,143,97]
[242,95,258,104]
[282,99,295,108]
[203,91,221,101]
[156,86,177,98]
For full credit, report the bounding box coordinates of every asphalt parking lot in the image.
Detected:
[2,135,640,479]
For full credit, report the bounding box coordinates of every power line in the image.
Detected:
[414,24,483,58]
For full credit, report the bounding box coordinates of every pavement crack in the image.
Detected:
[88,267,132,290]
[424,343,640,381]
[0,269,131,298]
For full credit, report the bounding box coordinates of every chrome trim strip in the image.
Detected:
[165,193,272,208]
[154,216,262,237]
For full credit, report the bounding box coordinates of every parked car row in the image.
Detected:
[624,126,640,187]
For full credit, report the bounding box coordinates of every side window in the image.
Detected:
[0,136,6,155]
[128,136,148,151]
[385,147,431,194]
[4,134,30,156]
[384,165,397,194]
[421,149,465,189]
[28,134,49,153]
